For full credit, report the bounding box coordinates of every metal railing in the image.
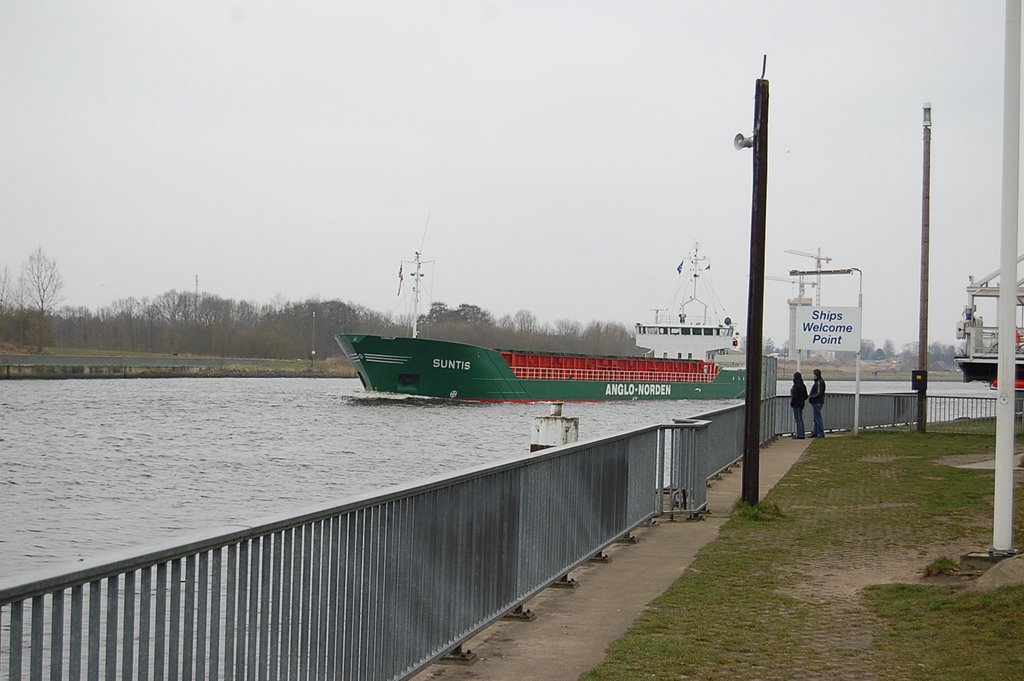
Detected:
[2,429,665,681]
[656,398,784,518]
[657,391,1020,517]
[923,393,1024,434]
[0,392,1011,680]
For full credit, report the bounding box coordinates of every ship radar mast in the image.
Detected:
[406,250,432,338]
[407,215,433,338]
[678,242,715,325]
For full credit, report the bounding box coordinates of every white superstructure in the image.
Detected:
[955,255,1024,383]
[635,244,740,361]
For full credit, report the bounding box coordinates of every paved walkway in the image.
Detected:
[414,436,812,681]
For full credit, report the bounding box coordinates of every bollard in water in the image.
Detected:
[530,402,579,451]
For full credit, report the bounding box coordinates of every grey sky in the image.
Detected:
[0,1,1010,349]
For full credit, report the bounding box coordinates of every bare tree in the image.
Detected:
[512,309,539,334]
[553,318,582,338]
[19,246,64,316]
[0,264,12,313]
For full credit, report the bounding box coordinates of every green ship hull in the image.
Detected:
[335,333,745,402]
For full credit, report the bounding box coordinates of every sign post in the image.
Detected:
[790,268,864,434]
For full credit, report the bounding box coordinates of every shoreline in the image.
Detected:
[774,359,963,383]
[0,357,963,383]
[0,354,357,379]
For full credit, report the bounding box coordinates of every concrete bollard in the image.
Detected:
[530,402,579,451]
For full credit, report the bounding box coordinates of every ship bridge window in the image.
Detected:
[680,328,691,335]
[659,328,668,335]
[703,329,714,336]
[670,328,680,335]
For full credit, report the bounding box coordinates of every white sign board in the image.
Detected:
[794,306,862,352]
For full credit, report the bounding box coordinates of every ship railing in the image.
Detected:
[965,325,1024,357]
[0,391,1012,681]
[509,366,716,383]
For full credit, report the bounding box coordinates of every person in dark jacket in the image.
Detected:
[790,371,808,439]
[808,368,827,437]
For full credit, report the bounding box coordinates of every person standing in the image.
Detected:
[809,368,827,437]
[790,371,808,439]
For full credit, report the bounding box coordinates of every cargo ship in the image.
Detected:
[335,247,746,402]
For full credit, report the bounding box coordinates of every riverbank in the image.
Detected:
[584,431,1024,680]
[0,350,357,379]
[775,356,963,382]
[422,431,1024,681]
[1,346,962,383]
[416,434,812,681]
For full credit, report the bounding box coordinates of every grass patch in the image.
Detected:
[922,556,960,577]
[927,416,1024,436]
[731,499,784,521]
[864,583,1024,679]
[582,431,1024,680]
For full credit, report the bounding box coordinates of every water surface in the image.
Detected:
[0,377,990,578]
[1,378,744,577]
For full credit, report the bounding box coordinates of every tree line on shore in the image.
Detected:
[1,247,952,363]
[0,249,637,359]
[764,335,960,368]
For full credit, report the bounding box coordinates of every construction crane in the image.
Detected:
[765,275,812,295]
[769,270,819,307]
[785,248,832,305]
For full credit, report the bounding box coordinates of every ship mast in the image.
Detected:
[680,243,712,325]
[411,251,422,338]
[408,250,431,338]
[409,214,433,339]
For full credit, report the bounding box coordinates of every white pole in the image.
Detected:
[993,0,1020,554]
[411,251,422,339]
[853,268,862,436]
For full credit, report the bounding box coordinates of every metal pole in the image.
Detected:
[412,252,421,338]
[993,0,1019,554]
[917,103,931,433]
[741,75,769,506]
[853,269,862,436]
[310,310,317,368]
